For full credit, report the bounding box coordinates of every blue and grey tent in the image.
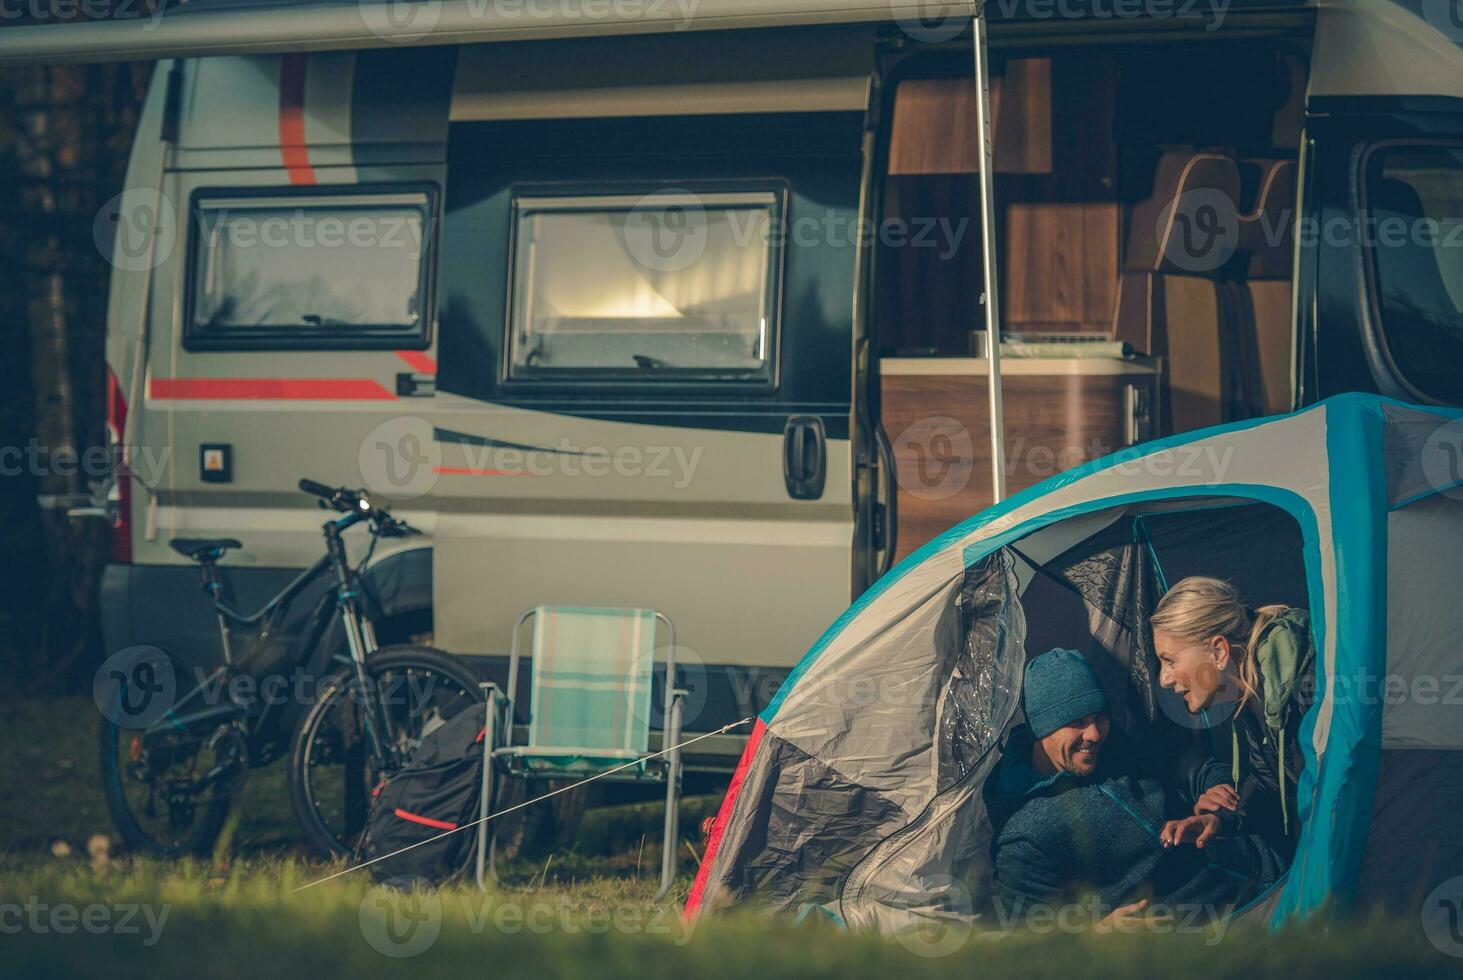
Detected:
[687,394,1463,930]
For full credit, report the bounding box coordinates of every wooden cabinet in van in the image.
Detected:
[881,356,1161,562]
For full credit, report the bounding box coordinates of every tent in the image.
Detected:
[686,394,1463,931]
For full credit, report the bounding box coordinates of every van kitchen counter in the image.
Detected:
[880,355,1163,562]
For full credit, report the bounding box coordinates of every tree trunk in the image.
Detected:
[3,62,146,693]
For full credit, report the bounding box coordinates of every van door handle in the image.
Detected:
[783,416,826,500]
[874,421,898,576]
[396,372,436,397]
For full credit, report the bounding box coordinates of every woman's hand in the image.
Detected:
[1194,783,1240,816]
[1160,814,1222,849]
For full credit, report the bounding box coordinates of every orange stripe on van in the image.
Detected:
[279,54,316,185]
[106,365,127,443]
[150,378,396,401]
[395,350,437,373]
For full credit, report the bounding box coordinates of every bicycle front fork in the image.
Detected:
[338,599,399,768]
[326,521,397,768]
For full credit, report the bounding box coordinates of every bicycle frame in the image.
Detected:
[142,507,399,769]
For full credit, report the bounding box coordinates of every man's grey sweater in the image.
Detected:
[985,727,1285,914]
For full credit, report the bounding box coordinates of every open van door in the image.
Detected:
[1299,0,1463,409]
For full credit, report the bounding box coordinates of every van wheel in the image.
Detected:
[488,779,589,862]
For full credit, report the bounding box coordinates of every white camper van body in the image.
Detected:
[67,0,1463,770]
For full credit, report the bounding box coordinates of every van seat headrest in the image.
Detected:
[1239,158,1298,280]
[1125,150,1242,277]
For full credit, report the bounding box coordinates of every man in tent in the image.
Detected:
[984,648,1285,922]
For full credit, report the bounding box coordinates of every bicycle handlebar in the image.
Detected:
[298,478,336,501]
[297,478,421,536]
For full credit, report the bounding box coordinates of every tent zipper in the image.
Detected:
[1095,782,1258,884]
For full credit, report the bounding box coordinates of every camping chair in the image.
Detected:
[474,607,686,898]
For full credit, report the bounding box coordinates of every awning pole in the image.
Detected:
[972,5,1007,503]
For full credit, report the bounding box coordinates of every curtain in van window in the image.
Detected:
[507,193,778,377]
[191,197,429,334]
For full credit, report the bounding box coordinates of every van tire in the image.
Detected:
[487,778,590,862]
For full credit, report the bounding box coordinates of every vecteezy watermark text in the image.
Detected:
[1,0,166,28]
[1,439,168,486]
[0,898,170,947]
[989,894,1232,942]
[191,207,435,262]
[357,0,703,45]
[887,417,1239,503]
[892,879,1234,958]
[94,647,502,729]
[892,0,1232,44]
[359,415,705,501]
[359,876,692,957]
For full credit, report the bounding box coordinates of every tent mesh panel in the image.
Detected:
[938,550,1021,793]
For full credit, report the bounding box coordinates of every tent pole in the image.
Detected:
[972,5,1007,503]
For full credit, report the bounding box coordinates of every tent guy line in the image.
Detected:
[292,716,755,893]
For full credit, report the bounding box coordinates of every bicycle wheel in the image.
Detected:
[99,710,241,858]
[287,645,484,859]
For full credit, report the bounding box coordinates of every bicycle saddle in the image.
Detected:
[169,537,242,562]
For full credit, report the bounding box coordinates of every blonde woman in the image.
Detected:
[1149,576,1315,858]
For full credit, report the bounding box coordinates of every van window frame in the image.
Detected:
[182,183,438,353]
[499,181,788,395]
[1357,138,1463,406]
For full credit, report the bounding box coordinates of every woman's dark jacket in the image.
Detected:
[1220,608,1316,859]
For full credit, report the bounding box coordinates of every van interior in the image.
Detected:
[873,37,1309,559]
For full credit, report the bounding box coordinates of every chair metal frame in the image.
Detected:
[475,608,685,899]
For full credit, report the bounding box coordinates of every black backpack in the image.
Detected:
[362,708,485,883]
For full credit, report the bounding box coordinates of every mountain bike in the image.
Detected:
[98,479,484,859]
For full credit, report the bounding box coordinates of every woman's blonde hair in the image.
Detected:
[1149,576,1286,708]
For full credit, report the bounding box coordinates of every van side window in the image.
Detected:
[186,190,434,350]
[1364,146,1463,404]
[506,190,782,385]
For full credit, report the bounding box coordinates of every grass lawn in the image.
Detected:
[1,697,1458,978]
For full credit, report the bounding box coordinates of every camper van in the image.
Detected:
[43,0,1463,777]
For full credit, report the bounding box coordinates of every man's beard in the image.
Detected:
[1063,740,1102,775]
